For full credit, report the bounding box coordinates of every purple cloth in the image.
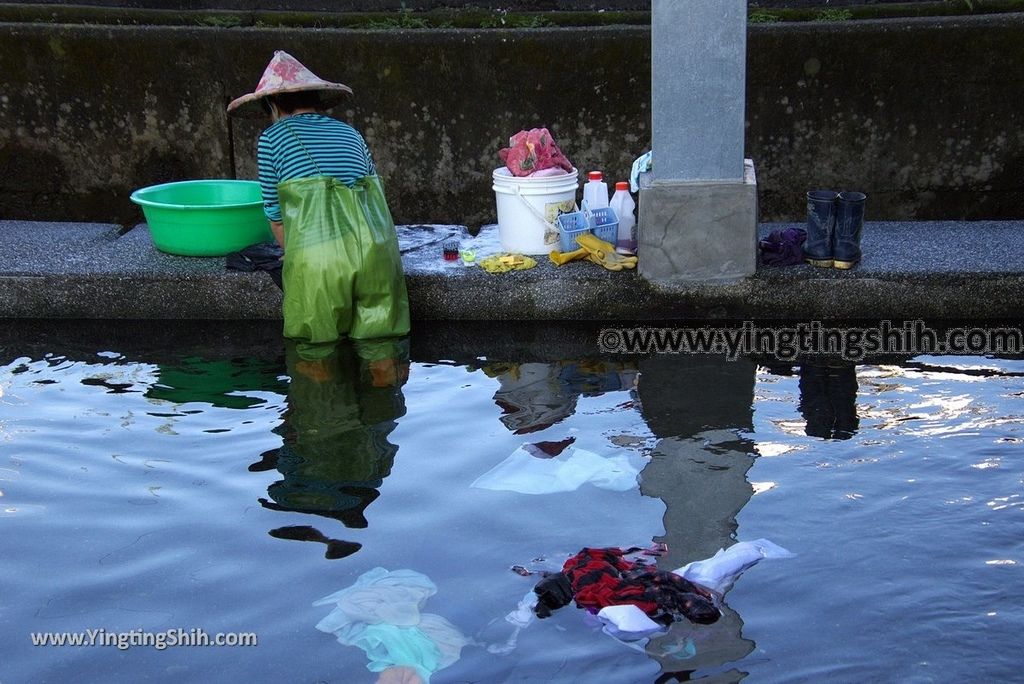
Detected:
[759,227,806,267]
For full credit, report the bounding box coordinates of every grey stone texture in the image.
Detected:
[3,219,1024,320]
[2,16,1022,227]
[652,0,747,182]
[638,160,758,280]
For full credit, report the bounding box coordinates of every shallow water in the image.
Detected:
[1,322,1022,683]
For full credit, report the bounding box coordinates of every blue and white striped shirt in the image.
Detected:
[256,113,376,222]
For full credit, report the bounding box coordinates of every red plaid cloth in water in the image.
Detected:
[562,547,719,624]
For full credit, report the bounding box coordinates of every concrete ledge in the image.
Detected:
[2,219,1023,321]
[0,222,283,319]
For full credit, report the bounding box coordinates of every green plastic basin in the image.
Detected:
[130,180,271,257]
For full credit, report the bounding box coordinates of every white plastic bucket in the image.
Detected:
[492,167,579,254]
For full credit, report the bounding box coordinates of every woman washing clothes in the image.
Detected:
[228,51,409,357]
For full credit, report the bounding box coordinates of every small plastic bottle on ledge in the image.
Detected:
[582,171,609,210]
[610,182,636,255]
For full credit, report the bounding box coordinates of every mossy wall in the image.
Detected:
[8,0,939,8]
[1,15,1021,227]
[750,15,1024,221]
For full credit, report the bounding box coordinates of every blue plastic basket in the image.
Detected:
[590,206,619,245]
[556,206,620,252]
[556,211,590,252]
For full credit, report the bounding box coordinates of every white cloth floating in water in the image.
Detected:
[673,538,795,596]
[314,567,437,630]
[485,590,538,655]
[597,604,664,641]
[470,446,642,494]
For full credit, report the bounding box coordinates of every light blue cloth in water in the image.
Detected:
[314,568,470,683]
[350,622,442,681]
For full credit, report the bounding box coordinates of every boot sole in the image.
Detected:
[833,259,858,270]
[806,258,834,268]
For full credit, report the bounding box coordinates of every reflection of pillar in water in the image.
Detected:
[637,355,754,440]
[637,355,757,566]
[640,431,757,568]
[798,360,859,440]
[636,355,758,676]
[648,605,754,681]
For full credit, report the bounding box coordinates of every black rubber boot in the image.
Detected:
[834,191,867,269]
[804,190,839,267]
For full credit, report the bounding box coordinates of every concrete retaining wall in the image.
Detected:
[1,14,1021,226]
[749,15,1024,222]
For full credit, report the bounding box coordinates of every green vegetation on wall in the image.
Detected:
[1,0,1023,28]
[746,0,1018,22]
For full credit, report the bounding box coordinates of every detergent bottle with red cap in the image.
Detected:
[582,171,609,210]
[610,181,637,255]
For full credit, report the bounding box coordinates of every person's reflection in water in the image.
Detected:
[797,358,859,440]
[251,338,409,559]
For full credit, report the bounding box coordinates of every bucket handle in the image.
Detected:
[512,184,569,237]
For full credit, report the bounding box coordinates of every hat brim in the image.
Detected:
[227,84,353,118]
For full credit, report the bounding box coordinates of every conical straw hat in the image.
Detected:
[227,50,353,117]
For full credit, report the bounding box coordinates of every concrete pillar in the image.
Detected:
[640,0,758,280]
[652,0,747,181]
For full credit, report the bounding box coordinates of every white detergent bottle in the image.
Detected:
[582,171,609,210]
[610,181,637,254]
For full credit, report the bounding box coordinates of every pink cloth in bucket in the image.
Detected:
[499,128,574,177]
[525,168,570,178]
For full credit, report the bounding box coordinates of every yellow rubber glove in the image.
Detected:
[548,247,589,266]
[575,233,638,271]
[478,253,538,274]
